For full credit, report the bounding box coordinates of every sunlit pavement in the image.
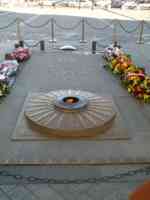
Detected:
[0,5,149,200]
[0,5,150,20]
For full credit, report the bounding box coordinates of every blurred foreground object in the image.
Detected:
[130,181,150,200]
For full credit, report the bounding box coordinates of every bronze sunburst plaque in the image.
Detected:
[24,90,116,137]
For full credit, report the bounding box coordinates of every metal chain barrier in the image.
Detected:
[0,166,150,184]
[0,16,146,48]
[85,19,112,30]
[54,19,81,30]
[24,41,41,48]
[21,18,50,28]
[0,18,17,30]
[118,21,140,34]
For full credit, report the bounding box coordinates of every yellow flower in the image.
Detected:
[144,94,150,100]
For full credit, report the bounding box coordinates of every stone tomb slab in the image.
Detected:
[12,93,130,141]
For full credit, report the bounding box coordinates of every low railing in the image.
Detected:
[0,17,149,52]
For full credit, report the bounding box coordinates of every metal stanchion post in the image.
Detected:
[137,20,144,44]
[92,41,96,54]
[40,40,45,51]
[52,2,56,8]
[80,18,87,43]
[14,43,20,49]
[49,18,56,43]
[91,0,94,10]
[5,53,11,60]
[16,18,22,45]
[78,0,81,9]
[112,20,118,45]
[19,40,24,47]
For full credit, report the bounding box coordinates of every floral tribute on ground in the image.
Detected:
[0,46,31,98]
[103,43,150,103]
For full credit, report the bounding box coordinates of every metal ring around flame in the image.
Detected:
[54,95,89,112]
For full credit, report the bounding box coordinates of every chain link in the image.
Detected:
[0,166,150,184]
[21,19,50,28]
[85,19,112,30]
[54,19,81,30]
[118,21,140,34]
[0,18,17,30]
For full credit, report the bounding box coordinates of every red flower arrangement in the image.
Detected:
[6,47,31,62]
[104,44,150,103]
[0,46,31,98]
